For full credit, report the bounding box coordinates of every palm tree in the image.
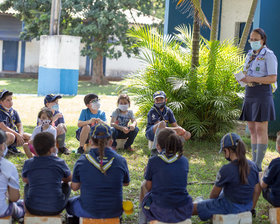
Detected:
[238,0,258,50]
[210,0,221,41]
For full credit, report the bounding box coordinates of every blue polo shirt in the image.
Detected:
[22,156,71,212]
[146,106,176,132]
[53,110,65,127]
[78,108,107,122]
[263,157,280,203]
[144,154,191,208]
[0,105,21,131]
[72,147,129,218]
[215,159,259,204]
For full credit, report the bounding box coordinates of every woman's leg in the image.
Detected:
[255,121,268,171]
[247,121,257,162]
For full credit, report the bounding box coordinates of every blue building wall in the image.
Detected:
[254,0,280,135]
[164,0,214,39]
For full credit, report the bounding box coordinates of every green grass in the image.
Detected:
[8,128,276,224]
[0,78,122,95]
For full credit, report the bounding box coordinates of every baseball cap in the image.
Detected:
[0,130,7,144]
[0,89,12,100]
[220,133,241,153]
[44,94,62,105]
[153,91,166,99]
[91,123,112,139]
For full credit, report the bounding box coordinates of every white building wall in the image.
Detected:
[0,40,2,72]
[25,39,40,73]
[16,41,21,73]
[220,0,253,41]
[79,43,86,75]
[106,45,147,77]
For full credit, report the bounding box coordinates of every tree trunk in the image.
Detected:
[210,0,221,41]
[238,0,258,50]
[91,48,108,85]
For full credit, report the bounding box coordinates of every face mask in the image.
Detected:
[39,119,51,127]
[250,41,262,51]
[2,105,10,111]
[92,102,100,110]
[225,156,231,162]
[51,104,59,111]
[155,102,165,109]
[118,104,129,112]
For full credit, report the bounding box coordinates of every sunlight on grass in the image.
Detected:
[0,80,9,85]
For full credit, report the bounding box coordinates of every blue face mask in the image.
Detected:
[51,104,59,111]
[250,41,262,51]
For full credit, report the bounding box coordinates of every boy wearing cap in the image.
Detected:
[67,123,129,220]
[22,132,72,215]
[0,130,25,220]
[44,94,69,155]
[0,89,30,154]
[192,133,260,221]
[76,93,107,154]
[259,131,280,207]
[145,91,191,153]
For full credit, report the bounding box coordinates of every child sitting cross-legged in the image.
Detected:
[76,94,107,154]
[0,130,24,220]
[192,133,261,221]
[141,128,193,223]
[22,132,72,215]
[67,123,130,222]
[23,107,57,158]
[259,131,280,207]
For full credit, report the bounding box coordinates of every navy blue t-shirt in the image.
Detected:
[72,147,130,218]
[263,157,280,202]
[53,110,65,127]
[215,159,259,204]
[0,105,21,130]
[144,154,191,208]
[22,156,71,212]
[146,106,176,132]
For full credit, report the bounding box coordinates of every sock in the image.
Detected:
[255,144,267,171]
[251,144,257,162]
[57,133,66,148]
[152,127,160,149]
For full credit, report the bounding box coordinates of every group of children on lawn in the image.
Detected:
[0,89,279,223]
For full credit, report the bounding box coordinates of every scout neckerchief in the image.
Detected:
[0,107,17,131]
[85,153,114,174]
[158,152,179,164]
[152,105,168,123]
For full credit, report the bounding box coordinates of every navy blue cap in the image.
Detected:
[0,89,12,100]
[91,123,112,139]
[153,91,166,99]
[44,94,62,105]
[0,130,6,144]
[220,133,241,153]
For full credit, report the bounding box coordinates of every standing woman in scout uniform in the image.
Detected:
[240,28,278,171]
[66,123,130,222]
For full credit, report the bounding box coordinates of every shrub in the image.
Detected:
[124,25,245,139]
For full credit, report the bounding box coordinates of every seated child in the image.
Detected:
[76,93,107,154]
[260,131,280,207]
[193,133,260,221]
[0,130,24,220]
[23,107,57,158]
[0,89,31,154]
[141,128,193,223]
[145,91,191,154]
[44,94,69,154]
[22,132,72,215]
[110,94,138,151]
[67,123,130,220]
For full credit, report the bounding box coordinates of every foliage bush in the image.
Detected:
[124,25,245,139]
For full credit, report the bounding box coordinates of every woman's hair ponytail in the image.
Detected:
[230,140,249,184]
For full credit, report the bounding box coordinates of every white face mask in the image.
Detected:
[92,102,101,110]
[118,104,129,112]
[2,105,10,111]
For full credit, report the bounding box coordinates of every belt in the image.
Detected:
[247,82,264,87]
